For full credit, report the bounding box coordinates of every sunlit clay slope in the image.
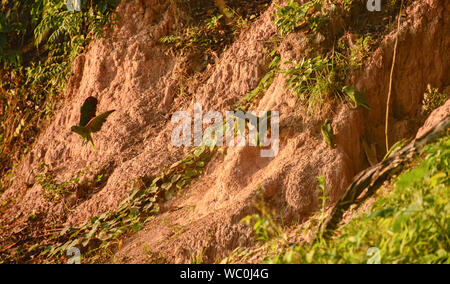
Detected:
[0,0,448,263]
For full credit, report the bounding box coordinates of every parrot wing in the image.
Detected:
[86,110,115,133]
[79,97,98,126]
[354,91,370,110]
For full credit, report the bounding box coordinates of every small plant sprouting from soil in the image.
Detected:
[236,48,281,111]
[422,85,449,116]
[159,18,226,54]
[36,163,108,203]
[241,188,286,244]
[0,0,120,192]
[282,56,340,116]
[274,0,328,36]
[190,249,205,264]
[160,0,271,56]
[337,34,376,70]
[316,175,329,225]
[0,143,216,263]
[267,134,450,264]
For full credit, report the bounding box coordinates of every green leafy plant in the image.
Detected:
[268,134,450,264]
[0,143,217,263]
[282,56,340,115]
[36,163,108,202]
[237,49,280,110]
[241,189,286,243]
[273,0,327,36]
[422,85,449,116]
[348,35,375,69]
[316,175,329,224]
[37,166,85,202]
[0,0,119,190]
[190,249,205,264]
[340,0,358,12]
[159,14,225,53]
[205,14,223,30]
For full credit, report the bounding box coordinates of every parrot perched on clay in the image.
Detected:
[321,119,335,149]
[71,96,115,151]
[232,110,272,146]
[247,110,272,147]
[342,86,371,110]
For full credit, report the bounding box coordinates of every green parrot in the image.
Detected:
[321,119,335,149]
[229,109,272,146]
[383,138,408,160]
[245,111,272,129]
[342,86,370,110]
[71,96,115,151]
[242,110,272,147]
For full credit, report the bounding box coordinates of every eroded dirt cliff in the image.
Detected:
[0,0,448,263]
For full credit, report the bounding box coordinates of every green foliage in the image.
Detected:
[2,144,216,263]
[236,49,280,111]
[422,84,449,116]
[383,138,408,160]
[205,14,223,30]
[385,0,406,15]
[336,34,376,72]
[352,36,375,67]
[225,6,252,32]
[239,71,276,109]
[241,190,285,243]
[37,164,85,202]
[321,119,335,149]
[422,133,449,185]
[0,1,30,68]
[58,145,213,262]
[282,56,340,115]
[159,35,181,45]
[274,0,327,36]
[1,0,118,68]
[159,14,225,52]
[190,249,205,264]
[269,134,450,264]
[36,163,107,202]
[340,0,358,12]
[316,175,329,223]
[0,0,119,184]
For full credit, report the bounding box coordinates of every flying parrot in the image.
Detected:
[321,119,335,149]
[71,96,115,151]
[342,86,371,110]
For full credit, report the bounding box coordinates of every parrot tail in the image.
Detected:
[87,133,97,151]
